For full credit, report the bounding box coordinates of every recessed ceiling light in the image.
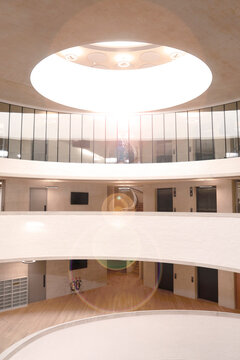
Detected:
[115,53,133,68]
[60,46,83,61]
[65,54,78,62]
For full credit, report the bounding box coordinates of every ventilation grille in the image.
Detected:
[0,277,28,312]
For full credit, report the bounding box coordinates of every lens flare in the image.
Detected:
[68,260,163,313]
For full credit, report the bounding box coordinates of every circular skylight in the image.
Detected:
[30,42,212,113]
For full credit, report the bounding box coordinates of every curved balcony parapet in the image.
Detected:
[0,212,240,272]
[0,157,240,180]
[1,311,240,360]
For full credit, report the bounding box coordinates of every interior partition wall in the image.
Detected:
[1,101,240,164]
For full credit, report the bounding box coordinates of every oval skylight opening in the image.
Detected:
[31,42,212,113]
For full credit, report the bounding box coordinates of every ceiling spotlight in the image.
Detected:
[65,54,78,62]
[60,46,83,62]
[21,260,36,264]
[115,53,133,68]
[170,51,184,60]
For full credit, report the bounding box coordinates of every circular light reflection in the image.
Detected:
[31,43,212,112]
[68,260,163,313]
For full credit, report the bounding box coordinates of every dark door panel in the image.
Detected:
[198,267,218,302]
[196,186,217,212]
[157,188,173,212]
[158,263,173,292]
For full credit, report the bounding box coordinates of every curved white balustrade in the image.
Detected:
[1,311,240,360]
[0,212,240,272]
[1,157,240,181]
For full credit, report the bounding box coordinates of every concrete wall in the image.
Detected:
[218,270,235,309]
[46,260,107,300]
[0,262,28,281]
[4,178,107,211]
[173,264,197,299]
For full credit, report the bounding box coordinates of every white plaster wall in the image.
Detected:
[216,180,234,213]
[46,260,71,299]
[173,264,197,299]
[143,262,156,288]
[4,178,107,211]
[218,270,236,309]
[0,262,28,281]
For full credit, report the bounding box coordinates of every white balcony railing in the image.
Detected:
[0,212,240,272]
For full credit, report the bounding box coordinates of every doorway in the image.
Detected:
[197,267,218,302]
[29,188,47,211]
[157,188,173,212]
[196,186,217,212]
[158,263,173,292]
[28,261,46,303]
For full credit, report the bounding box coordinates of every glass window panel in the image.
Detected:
[117,114,129,163]
[225,102,238,157]
[46,112,58,162]
[22,108,34,160]
[58,113,70,162]
[200,108,214,160]
[118,115,128,140]
[176,112,188,162]
[94,114,105,163]
[70,113,82,163]
[0,103,9,157]
[106,114,117,164]
[237,101,240,154]
[82,114,93,163]
[129,114,141,163]
[212,105,225,159]
[164,113,176,162]
[188,110,201,161]
[9,105,22,159]
[34,110,46,161]
[141,114,152,163]
[153,114,164,163]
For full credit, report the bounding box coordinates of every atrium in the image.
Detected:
[0,1,240,359]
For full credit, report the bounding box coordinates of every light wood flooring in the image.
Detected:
[0,271,239,353]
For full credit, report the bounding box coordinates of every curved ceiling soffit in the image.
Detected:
[0,0,239,112]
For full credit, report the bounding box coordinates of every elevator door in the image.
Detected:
[197,267,218,302]
[157,188,173,212]
[158,263,173,292]
[196,186,217,212]
[30,188,47,211]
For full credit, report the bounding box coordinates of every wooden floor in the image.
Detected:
[0,271,239,354]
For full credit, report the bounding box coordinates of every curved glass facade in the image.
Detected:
[0,101,240,163]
